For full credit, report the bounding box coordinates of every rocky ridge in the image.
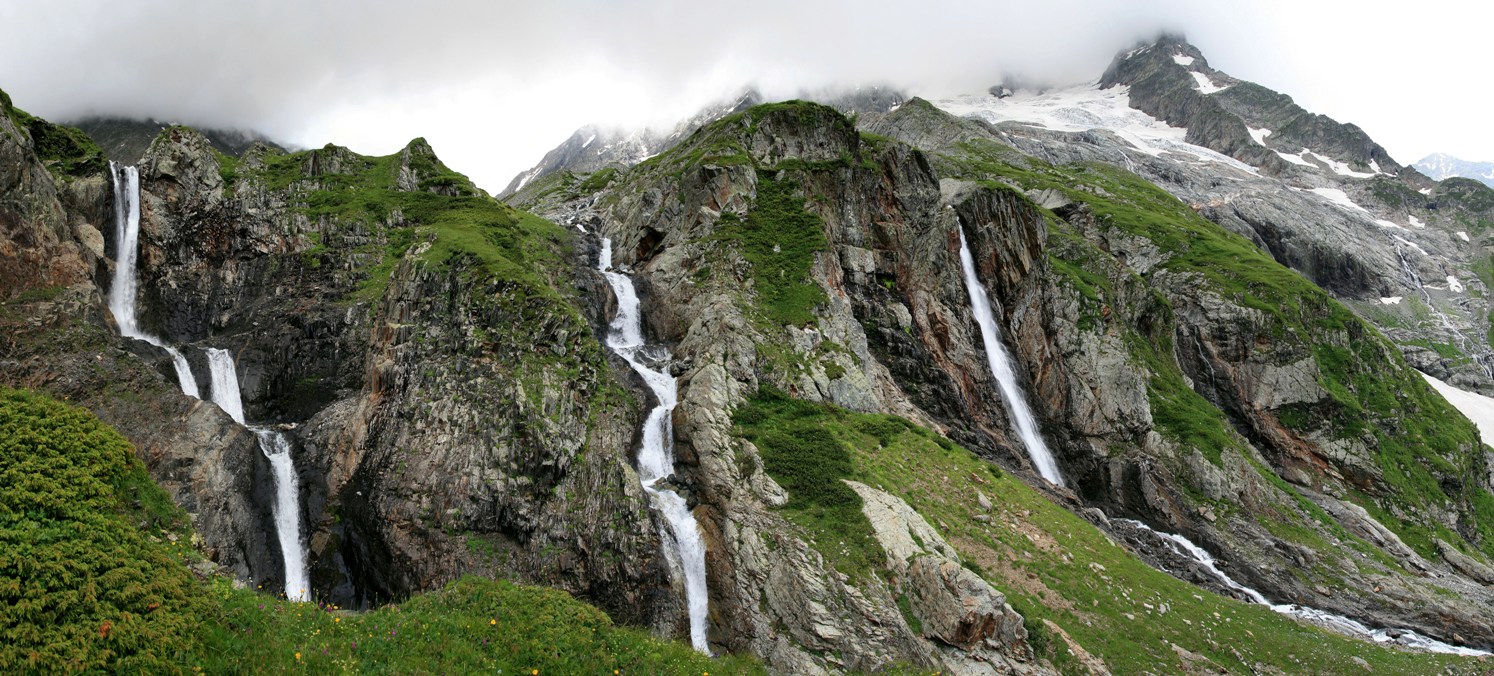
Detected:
[501,86,905,199]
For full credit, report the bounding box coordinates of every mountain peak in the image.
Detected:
[1415,152,1494,186]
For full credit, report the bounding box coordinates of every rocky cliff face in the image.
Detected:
[119,128,682,628]
[0,92,283,587]
[923,35,1494,396]
[861,98,1494,648]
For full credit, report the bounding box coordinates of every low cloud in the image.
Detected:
[1,1,1486,190]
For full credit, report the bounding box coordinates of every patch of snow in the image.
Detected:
[1419,187,1433,195]
[1458,231,1470,242]
[1276,149,1315,166]
[513,168,541,192]
[1389,233,1429,257]
[1172,53,1195,66]
[1317,154,1377,179]
[1369,159,1382,174]
[1247,127,1272,145]
[582,134,597,149]
[1380,296,1402,305]
[1308,187,1368,213]
[1189,71,1228,95]
[1276,147,1380,177]
[1449,276,1466,293]
[931,83,1258,176]
[1374,219,1404,230]
[1422,372,1494,448]
[1408,214,1425,228]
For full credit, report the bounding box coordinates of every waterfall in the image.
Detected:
[107,162,201,398]
[256,429,311,603]
[107,163,145,340]
[956,224,1065,486]
[597,237,710,652]
[206,348,246,424]
[109,163,307,602]
[1118,518,1490,656]
[206,348,310,602]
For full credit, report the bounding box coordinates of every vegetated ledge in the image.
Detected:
[1,86,107,179]
[0,385,760,673]
[220,137,572,301]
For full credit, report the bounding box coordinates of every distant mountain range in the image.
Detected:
[1416,152,1494,187]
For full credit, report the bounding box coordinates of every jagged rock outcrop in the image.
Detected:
[849,481,1033,672]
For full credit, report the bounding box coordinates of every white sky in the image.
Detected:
[0,1,1489,192]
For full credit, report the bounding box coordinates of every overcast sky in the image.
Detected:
[0,1,1489,191]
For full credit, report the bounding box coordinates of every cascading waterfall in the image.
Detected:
[107,162,200,398]
[111,161,308,602]
[255,429,310,603]
[1394,245,1493,379]
[597,237,710,653]
[956,223,1065,486]
[207,348,310,602]
[1118,518,1490,656]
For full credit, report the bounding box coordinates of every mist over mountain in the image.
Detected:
[6,2,1490,193]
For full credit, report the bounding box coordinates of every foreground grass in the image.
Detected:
[200,577,756,675]
[734,388,1489,674]
[0,387,758,674]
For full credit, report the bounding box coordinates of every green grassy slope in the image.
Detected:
[0,386,759,674]
[733,389,1484,674]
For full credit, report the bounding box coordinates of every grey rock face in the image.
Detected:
[850,481,1032,668]
[0,100,289,587]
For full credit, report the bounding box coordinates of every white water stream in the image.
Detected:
[107,162,200,398]
[1118,518,1490,656]
[111,164,307,601]
[597,238,710,652]
[207,348,310,602]
[956,224,1065,485]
